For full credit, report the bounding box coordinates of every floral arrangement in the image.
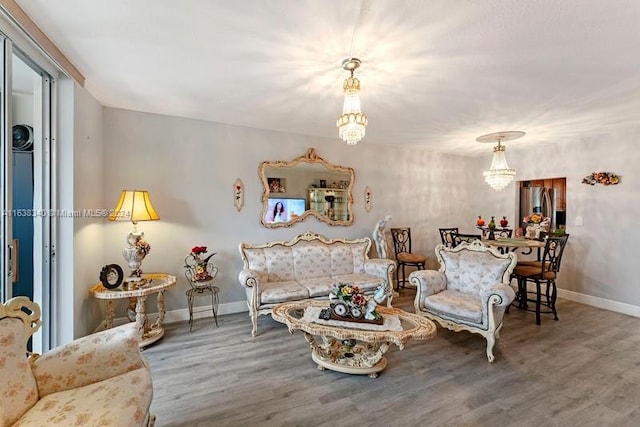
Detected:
[333,283,367,306]
[190,246,216,264]
[191,245,208,255]
[135,238,151,256]
[187,245,216,281]
[582,172,620,186]
[523,213,547,224]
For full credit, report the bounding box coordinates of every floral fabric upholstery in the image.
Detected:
[415,271,448,306]
[31,323,146,397]
[259,280,309,304]
[13,367,152,427]
[423,289,483,323]
[292,242,332,280]
[301,277,338,298]
[0,313,153,427]
[264,246,295,282]
[439,249,512,295]
[0,318,38,426]
[242,248,267,274]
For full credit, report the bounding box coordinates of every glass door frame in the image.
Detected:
[1,35,56,352]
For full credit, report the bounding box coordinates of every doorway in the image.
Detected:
[519,177,567,231]
[1,39,56,352]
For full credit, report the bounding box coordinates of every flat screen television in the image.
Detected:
[264,197,306,224]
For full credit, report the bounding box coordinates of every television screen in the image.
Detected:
[265,198,306,223]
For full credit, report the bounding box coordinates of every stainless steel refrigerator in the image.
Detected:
[520,187,555,230]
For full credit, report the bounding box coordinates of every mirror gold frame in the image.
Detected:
[259,148,355,228]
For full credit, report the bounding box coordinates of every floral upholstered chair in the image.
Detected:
[0,297,155,426]
[409,240,517,362]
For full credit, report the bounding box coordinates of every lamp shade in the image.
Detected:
[108,190,160,223]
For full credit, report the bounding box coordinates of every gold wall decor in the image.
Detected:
[259,148,355,228]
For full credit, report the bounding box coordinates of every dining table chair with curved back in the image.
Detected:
[390,227,427,291]
[511,235,570,324]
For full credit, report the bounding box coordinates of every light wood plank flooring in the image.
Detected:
[143,289,640,426]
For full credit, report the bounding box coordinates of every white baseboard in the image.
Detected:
[558,289,640,318]
[94,301,249,333]
[163,300,248,324]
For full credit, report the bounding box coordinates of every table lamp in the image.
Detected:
[108,190,160,281]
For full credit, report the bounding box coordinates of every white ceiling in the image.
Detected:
[15,0,640,155]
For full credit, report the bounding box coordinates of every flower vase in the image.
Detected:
[184,247,217,284]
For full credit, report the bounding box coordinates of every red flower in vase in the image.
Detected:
[191,246,207,255]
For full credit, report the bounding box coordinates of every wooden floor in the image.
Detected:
[143,289,640,427]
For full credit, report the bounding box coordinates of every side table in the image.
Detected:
[186,280,220,331]
[89,273,176,347]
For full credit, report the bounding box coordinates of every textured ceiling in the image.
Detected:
[14,0,640,155]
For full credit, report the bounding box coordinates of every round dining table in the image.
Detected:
[482,237,544,254]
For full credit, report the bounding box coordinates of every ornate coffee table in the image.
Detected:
[272,300,436,378]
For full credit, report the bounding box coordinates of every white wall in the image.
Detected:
[472,130,640,313]
[64,104,639,332]
[100,107,477,325]
[57,78,105,341]
[72,84,105,336]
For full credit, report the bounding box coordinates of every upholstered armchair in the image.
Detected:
[1,297,155,427]
[409,241,517,362]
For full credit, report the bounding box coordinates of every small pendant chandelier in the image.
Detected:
[336,58,367,145]
[476,131,525,191]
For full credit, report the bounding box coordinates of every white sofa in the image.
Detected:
[409,240,516,362]
[239,231,396,335]
[0,297,154,427]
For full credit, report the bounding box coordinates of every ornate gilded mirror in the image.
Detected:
[260,148,355,228]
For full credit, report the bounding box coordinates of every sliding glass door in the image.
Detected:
[0,35,56,352]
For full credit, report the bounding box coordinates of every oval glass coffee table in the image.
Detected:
[272,300,436,378]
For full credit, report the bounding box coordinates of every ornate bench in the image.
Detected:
[238,231,395,335]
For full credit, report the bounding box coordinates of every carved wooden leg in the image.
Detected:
[486,335,496,363]
[251,311,258,336]
[135,295,148,338]
[104,300,115,329]
[151,290,166,330]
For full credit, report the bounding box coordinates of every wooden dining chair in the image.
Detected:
[390,227,427,291]
[438,227,459,248]
[511,235,569,324]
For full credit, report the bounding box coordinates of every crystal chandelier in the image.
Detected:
[476,131,525,191]
[336,58,367,145]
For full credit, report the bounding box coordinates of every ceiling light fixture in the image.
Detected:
[336,58,367,145]
[476,131,525,191]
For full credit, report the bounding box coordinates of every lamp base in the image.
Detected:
[123,231,150,281]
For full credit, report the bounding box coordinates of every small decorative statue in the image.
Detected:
[364,284,389,320]
[372,214,392,259]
